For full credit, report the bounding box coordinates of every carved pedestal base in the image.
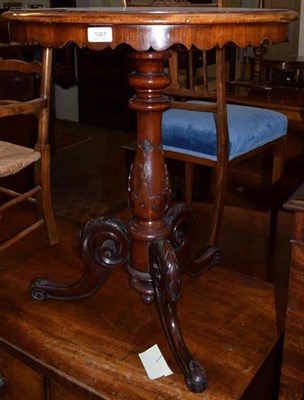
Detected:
[30,50,221,393]
[30,204,220,392]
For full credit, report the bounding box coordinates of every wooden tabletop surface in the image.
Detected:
[2,7,298,51]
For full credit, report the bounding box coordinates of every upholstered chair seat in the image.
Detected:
[162,101,288,161]
[160,44,287,250]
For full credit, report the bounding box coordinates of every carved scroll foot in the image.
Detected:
[167,203,221,276]
[150,237,208,393]
[30,217,129,301]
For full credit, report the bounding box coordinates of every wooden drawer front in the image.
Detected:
[0,348,45,400]
[52,381,92,400]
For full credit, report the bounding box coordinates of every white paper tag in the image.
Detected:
[87,27,113,43]
[138,344,173,380]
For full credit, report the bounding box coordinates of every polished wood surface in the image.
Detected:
[279,183,304,400]
[263,55,304,88]
[227,86,304,123]
[1,6,297,392]
[0,206,286,399]
[3,7,297,51]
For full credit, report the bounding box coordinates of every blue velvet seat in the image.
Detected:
[161,46,288,248]
[162,101,287,161]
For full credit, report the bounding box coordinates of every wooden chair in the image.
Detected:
[161,45,287,248]
[123,0,286,249]
[0,48,59,251]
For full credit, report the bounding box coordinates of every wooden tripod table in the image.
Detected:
[3,6,297,393]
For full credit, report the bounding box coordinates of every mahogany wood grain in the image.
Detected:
[1,7,297,393]
[0,207,283,399]
[0,347,45,400]
[2,8,297,52]
[52,381,96,400]
[227,86,304,124]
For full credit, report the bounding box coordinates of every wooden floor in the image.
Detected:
[1,116,302,398]
[0,199,295,399]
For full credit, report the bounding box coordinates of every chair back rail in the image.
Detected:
[0,58,41,74]
[0,98,47,118]
[0,47,58,251]
[161,44,287,247]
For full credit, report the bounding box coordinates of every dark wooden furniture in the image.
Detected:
[263,55,304,88]
[3,6,297,393]
[230,54,304,101]
[279,182,304,399]
[123,44,287,249]
[156,46,288,248]
[227,85,304,124]
[0,53,58,251]
[243,54,304,91]
[0,212,284,399]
